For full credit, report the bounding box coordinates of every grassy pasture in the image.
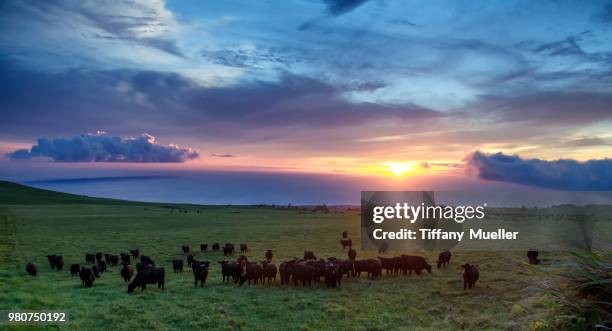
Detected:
[0,182,591,330]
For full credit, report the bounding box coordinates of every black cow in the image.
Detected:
[218,261,240,283]
[347,248,357,261]
[462,264,479,290]
[527,249,540,265]
[339,259,355,278]
[172,259,184,273]
[140,255,155,267]
[279,259,296,285]
[398,255,432,275]
[437,250,452,269]
[292,262,314,287]
[342,231,348,239]
[47,255,57,268]
[85,253,96,264]
[223,243,234,255]
[311,259,326,283]
[265,250,273,262]
[70,263,80,277]
[97,260,107,273]
[377,257,395,275]
[261,261,277,283]
[55,256,64,270]
[182,245,190,254]
[108,255,119,266]
[186,254,194,267]
[80,267,95,287]
[354,259,382,279]
[212,243,220,251]
[104,253,112,262]
[223,244,235,256]
[240,244,248,253]
[121,264,134,282]
[200,244,208,252]
[324,261,342,288]
[47,255,64,270]
[26,262,37,277]
[192,261,209,287]
[95,252,104,262]
[340,239,352,249]
[120,253,130,264]
[130,249,140,259]
[92,265,101,278]
[128,267,165,293]
[239,262,263,286]
[303,251,316,262]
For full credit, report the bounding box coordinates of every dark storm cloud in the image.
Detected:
[465,151,612,190]
[7,132,199,162]
[0,62,441,139]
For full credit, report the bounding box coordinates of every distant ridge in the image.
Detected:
[24,175,169,185]
[0,180,143,205]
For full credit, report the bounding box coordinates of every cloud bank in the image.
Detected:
[465,151,612,190]
[7,132,199,163]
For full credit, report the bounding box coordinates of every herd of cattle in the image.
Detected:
[24,234,540,293]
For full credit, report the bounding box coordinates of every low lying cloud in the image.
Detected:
[7,132,199,163]
[210,154,235,158]
[465,151,612,190]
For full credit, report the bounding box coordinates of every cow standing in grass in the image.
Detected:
[85,253,96,264]
[462,264,479,290]
[128,267,165,293]
[80,267,95,287]
[121,264,134,282]
[70,264,80,277]
[437,250,451,269]
[192,261,209,287]
[172,259,184,273]
[26,262,37,277]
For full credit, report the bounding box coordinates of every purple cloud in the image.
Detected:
[7,132,199,163]
[465,151,612,190]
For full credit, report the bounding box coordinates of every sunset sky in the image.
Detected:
[1,0,611,200]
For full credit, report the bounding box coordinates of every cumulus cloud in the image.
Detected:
[7,132,199,163]
[465,151,612,190]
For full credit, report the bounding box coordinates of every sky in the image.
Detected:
[0,0,611,201]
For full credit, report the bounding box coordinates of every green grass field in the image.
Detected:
[0,181,593,330]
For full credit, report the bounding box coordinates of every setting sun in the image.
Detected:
[385,162,417,176]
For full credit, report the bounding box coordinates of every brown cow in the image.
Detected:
[340,239,352,249]
[347,248,357,261]
[437,250,451,269]
[462,264,479,290]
